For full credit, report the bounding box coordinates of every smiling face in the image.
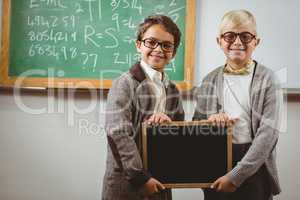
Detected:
[136,24,175,72]
[217,24,260,66]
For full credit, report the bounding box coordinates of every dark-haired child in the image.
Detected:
[102,15,184,200]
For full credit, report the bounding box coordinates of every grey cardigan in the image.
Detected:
[102,62,184,200]
[193,61,282,195]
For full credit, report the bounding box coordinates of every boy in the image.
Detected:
[193,10,282,200]
[102,15,184,200]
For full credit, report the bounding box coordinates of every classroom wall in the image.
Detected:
[1,91,299,200]
[194,0,299,89]
[0,0,299,200]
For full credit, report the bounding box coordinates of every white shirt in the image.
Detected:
[223,62,255,144]
[140,60,166,113]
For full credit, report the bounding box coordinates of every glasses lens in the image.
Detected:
[222,32,255,44]
[223,32,237,43]
[162,42,174,51]
[144,39,158,49]
[143,38,174,52]
[239,32,255,43]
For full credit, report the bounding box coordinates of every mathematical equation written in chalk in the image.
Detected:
[9,0,186,78]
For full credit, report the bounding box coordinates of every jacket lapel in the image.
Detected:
[129,62,146,82]
[129,62,155,118]
[129,62,178,118]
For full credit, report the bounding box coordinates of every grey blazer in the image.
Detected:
[102,62,184,200]
[193,61,282,195]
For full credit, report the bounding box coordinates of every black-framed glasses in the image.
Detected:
[141,38,175,52]
[221,31,256,44]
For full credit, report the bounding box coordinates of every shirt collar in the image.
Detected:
[140,60,170,87]
[140,60,162,82]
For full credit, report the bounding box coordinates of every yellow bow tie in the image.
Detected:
[223,60,253,75]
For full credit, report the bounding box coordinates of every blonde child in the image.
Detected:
[193,10,282,200]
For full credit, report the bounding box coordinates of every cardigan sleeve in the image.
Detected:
[192,75,220,121]
[105,75,150,188]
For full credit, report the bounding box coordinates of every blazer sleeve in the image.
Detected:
[226,72,283,187]
[105,75,150,188]
[174,96,185,121]
[192,85,208,121]
[171,85,185,121]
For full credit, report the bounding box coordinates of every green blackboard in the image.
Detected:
[1,0,195,89]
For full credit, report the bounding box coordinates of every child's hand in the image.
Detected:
[208,113,238,127]
[145,112,171,125]
[141,178,165,196]
[210,175,237,192]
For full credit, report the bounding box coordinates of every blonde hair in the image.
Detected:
[219,10,257,35]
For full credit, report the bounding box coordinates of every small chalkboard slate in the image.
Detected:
[142,121,232,188]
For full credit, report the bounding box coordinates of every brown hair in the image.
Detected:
[136,15,181,54]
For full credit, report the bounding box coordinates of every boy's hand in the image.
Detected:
[141,178,165,196]
[211,175,237,192]
[146,113,171,125]
[208,113,238,127]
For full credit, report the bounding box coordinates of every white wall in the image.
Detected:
[1,0,300,200]
[0,90,106,200]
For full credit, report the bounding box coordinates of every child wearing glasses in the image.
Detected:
[193,10,282,200]
[102,15,184,200]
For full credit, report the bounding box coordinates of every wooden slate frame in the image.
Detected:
[142,121,233,188]
[0,0,195,90]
